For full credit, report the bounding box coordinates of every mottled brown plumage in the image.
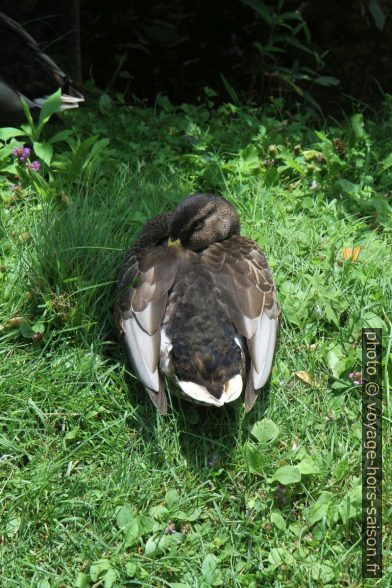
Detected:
[115,193,279,414]
[0,11,84,125]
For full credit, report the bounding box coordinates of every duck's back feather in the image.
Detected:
[116,221,279,412]
[201,236,279,411]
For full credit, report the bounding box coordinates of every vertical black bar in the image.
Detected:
[362,328,382,578]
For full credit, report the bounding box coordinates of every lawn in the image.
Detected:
[0,94,391,587]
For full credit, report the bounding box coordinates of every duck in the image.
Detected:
[115,193,280,414]
[0,11,84,126]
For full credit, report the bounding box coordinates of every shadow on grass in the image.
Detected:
[122,367,272,479]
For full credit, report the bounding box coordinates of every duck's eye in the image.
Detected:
[193,220,204,232]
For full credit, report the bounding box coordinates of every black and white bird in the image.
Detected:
[115,193,280,414]
[0,11,84,125]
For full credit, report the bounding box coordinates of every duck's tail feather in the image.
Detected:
[33,92,84,110]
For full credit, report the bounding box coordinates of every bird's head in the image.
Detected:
[168,193,240,251]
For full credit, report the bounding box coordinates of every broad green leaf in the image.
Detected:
[48,129,73,145]
[37,581,50,588]
[310,562,335,582]
[123,520,140,548]
[268,547,294,566]
[322,299,340,327]
[243,442,265,474]
[64,427,79,442]
[337,179,359,194]
[103,568,117,588]
[201,554,222,585]
[136,514,154,535]
[307,491,333,525]
[0,128,25,140]
[271,511,286,530]
[33,142,53,166]
[0,142,21,162]
[38,89,62,128]
[89,559,111,582]
[251,418,279,445]
[297,458,319,475]
[291,446,309,461]
[74,572,89,588]
[116,504,133,531]
[6,517,21,537]
[326,347,343,378]
[19,323,34,339]
[338,485,361,524]
[145,536,157,556]
[165,488,180,508]
[270,465,301,485]
[149,504,170,521]
[362,311,384,330]
[32,322,45,334]
[175,508,201,521]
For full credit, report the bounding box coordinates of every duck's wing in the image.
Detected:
[202,235,280,412]
[0,11,84,108]
[115,214,178,414]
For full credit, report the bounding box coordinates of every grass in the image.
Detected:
[0,96,391,587]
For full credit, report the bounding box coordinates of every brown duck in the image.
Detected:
[0,11,84,125]
[115,193,279,414]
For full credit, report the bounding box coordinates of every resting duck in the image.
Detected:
[0,11,84,125]
[115,193,279,414]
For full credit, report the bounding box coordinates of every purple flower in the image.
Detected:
[164,521,176,535]
[26,160,40,171]
[12,146,31,161]
[348,371,362,386]
[20,147,31,161]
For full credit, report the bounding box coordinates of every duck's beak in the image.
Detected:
[167,237,183,248]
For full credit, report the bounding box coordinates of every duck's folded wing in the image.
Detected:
[202,235,280,411]
[115,246,180,414]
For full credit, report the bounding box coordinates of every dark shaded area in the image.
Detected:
[1,0,391,110]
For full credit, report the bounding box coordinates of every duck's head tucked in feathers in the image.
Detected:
[169,193,240,251]
[115,192,280,414]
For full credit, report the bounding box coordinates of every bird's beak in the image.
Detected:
[167,237,183,248]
